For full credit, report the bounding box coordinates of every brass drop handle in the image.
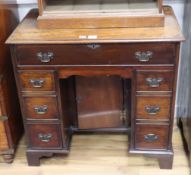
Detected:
[145,105,160,115]
[30,79,45,88]
[135,51,153,62]
[38,133,52,142]
[37,52,54,63]
[146,78,164,88]
[34,105,48,115]
[144,134,158,142]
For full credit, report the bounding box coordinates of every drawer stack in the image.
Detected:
[133,70,174,151]
[18,71,65,150]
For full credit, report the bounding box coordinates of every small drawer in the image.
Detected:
[23,96,59,120]
[18,71,55,92]
[15,43,175,66]
[136,70,174,91]
[135,124,169,150]
[136,95,171,120]
[27,124,62,149]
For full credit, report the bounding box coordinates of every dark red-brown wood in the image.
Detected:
[136,95,171,120]
[135,123,169,150]
[76,76,124,129]
[23,96,59,120]
[136,70,174,92]
[0,3,23,163]
[27,123,63,149]
[15,43,175,66]
[19,71,56,92]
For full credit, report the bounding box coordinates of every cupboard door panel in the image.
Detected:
[76,76,124,129]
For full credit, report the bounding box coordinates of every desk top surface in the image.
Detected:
[6,6,184,44]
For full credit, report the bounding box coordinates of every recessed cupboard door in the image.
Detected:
[76,76,125,129]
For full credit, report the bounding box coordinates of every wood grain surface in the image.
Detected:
[6,6,184,44]
[15,43,175,66]
[136,95,171,120]
[136,70,174,92]
[135,123,169,150]
[76,76,123,129]
[19,71,55,92]
[0,123,8,150]
[23,96,59,120]
[27,123,63,149]
[37,0,164,29]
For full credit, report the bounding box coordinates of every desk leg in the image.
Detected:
[158,154,173,169]
[144,152,174,169]
[26,151,53,166]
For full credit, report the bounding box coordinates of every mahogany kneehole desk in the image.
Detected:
[6,7,184,168]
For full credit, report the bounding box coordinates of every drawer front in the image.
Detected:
[16,43,175,65]
[23,96,59,120]
[27,124,62,149]
[18,71,55,92]
[135,124,169,150]
[136,95,171,120]
[136,70,174,91]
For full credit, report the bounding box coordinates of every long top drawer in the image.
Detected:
[15,43,176,66]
